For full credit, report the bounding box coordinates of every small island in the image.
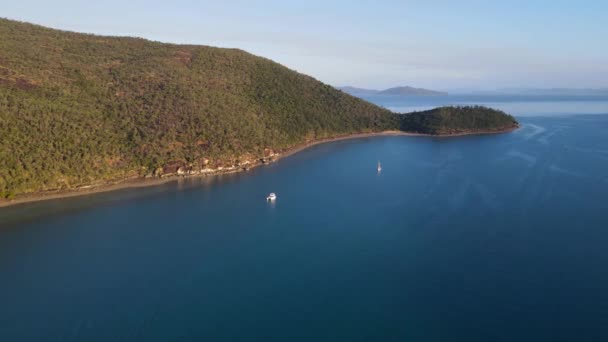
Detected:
[400,106,519,135]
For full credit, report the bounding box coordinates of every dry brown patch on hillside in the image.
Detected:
[173,50,192,66]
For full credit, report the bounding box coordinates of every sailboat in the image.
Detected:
[377,161,382,173]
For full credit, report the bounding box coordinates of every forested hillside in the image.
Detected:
[0,19,399,197]
[0,19,518,199]
[400,106,518,135]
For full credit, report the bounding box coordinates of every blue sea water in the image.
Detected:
[1,95,608,341]
[367,93,608,116]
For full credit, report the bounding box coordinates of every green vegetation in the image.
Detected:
[0,19,518,198]
[0,18,398,196]
[400,106,519,135]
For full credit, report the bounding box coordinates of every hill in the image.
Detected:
[378,86,448,96]
[400,106,519,135]
[0,18,399,198]
[0,19,517,200]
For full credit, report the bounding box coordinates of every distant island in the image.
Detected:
[0,19,516,203]
[339,86,448,96]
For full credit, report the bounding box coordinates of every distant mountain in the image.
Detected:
[378,86,448,96]
[339,86,447,96]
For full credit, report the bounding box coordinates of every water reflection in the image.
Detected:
[0,171,263,229]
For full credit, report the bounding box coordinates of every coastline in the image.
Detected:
[0,126,518,209]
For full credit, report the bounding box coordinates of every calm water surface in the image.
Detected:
[1,97,608,341]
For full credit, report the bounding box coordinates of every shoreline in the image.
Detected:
[0,126,518,209]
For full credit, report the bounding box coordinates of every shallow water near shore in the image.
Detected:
[1,98,608,341]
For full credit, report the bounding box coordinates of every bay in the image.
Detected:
[1,96,608,341]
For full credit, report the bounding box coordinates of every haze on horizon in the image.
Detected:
[3,0,607,91]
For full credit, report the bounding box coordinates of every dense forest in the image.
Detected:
[400,106,519,135]
[0,19,399,198]
[0,19,517,199]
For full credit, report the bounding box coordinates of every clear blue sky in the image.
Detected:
[3,0,607,90]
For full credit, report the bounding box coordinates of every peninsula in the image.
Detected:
[0,19,517,204]
[400,106,519,135]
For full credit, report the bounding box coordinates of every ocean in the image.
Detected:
[1,95,608,341]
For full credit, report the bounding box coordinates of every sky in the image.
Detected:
[2,0,607,91]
